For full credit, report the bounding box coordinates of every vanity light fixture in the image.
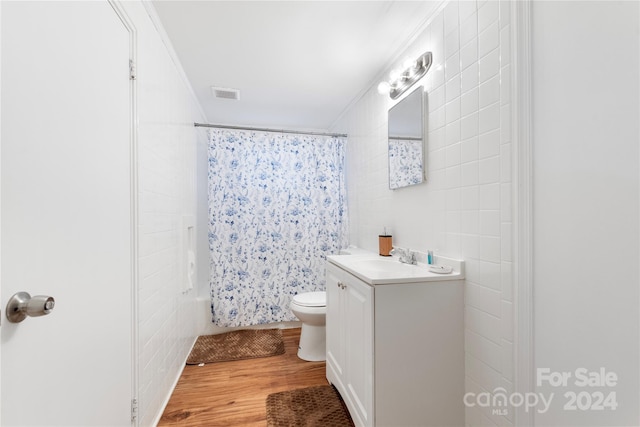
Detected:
[377,51,433,100]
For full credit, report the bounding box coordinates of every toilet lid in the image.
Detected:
[293,291,326,307]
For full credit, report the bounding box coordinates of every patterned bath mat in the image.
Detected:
[186,329,285,364]
[266,385,355,427]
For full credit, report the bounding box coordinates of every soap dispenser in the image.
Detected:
[379,227,392,257]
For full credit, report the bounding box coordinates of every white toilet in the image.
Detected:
[290,291,326,361]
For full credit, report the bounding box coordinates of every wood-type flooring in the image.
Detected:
[158,328,328,426]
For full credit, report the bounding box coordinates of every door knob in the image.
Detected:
[6,292,55,323]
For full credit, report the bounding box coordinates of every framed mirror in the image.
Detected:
[387,86,425,190]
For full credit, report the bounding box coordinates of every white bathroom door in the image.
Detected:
[1,1,134,425]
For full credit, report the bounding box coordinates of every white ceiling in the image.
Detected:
[151,1,439,132]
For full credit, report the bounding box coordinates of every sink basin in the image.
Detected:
[350,258,419,273]
[327,253,463,285]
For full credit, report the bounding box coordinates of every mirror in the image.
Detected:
[387,87,425,190]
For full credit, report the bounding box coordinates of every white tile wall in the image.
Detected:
[333,1,513,425]
[120,3,206,425]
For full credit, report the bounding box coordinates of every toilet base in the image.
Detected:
[297,323,326,361]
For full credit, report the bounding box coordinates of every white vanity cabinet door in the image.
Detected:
[326,264,374,427]
[343,274,374,427]
[326,266,346,391]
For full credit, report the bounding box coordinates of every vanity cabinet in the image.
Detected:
[326,264,374,426]
[326,258,464,427]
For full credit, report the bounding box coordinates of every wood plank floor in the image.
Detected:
[158,328,329,426]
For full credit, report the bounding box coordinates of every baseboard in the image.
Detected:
[150,335,198,427]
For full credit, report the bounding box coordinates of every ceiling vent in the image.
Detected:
[211,86,240,100]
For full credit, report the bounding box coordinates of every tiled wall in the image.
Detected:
[121,3,206,425]
[333,1,513,425]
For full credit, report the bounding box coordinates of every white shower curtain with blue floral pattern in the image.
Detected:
[208,129,348,327]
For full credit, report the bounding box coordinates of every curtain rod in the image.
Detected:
[389,136,422,141]
[194,122,347,138]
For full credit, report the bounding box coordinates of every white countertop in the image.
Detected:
[327,251,464,285]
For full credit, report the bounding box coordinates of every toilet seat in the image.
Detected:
[292,291,326,307]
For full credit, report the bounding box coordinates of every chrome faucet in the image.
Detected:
[389,247,417,265]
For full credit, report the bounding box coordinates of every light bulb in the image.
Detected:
[377,81,391,94]
[389,68,402,81]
